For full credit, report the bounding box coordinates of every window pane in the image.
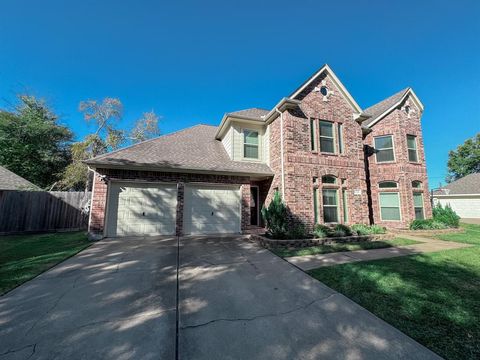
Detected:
[380,193,400,207]
[376,149,395,162]
[413,193,423,207]
[320,138,335,153]
[244,144,258,159]
[407,135,417,149]
[319,121,333,137]
[244,130,258,145]
[375,136,393,149]
[322,175,337,184]
[412,181,422,189]
[338,123,344,154]
[415,207,424,220]
[408,149,418,162]
[379,181,398,188]
[323,189,337,206]
[323,207,338,223]
[381,207,401,221]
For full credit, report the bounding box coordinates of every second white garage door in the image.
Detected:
[184,184,241,235]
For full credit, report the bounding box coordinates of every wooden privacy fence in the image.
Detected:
[0,191,91,234]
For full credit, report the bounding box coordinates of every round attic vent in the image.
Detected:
[320,86,329,96]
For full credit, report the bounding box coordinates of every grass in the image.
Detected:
[308,224,480,360]
[0,231,91,295]
[272,237,421,258]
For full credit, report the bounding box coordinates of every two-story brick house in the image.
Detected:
[86,65,431,239]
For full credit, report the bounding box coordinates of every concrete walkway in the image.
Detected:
[287,235,472,271]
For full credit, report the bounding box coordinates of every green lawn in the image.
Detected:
[309,224,480,360]
[272,237,421,258]
[0,231,91,295]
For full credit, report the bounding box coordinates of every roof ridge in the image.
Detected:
[87,124,212,162]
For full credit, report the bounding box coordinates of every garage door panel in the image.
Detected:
[107,183,177,237]
[184,185,241,235]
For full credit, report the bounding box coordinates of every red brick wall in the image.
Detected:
[364,94,432,228]
[265,73,370,230]
[88,168,251,237]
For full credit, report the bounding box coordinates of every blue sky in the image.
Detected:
[1,0,479,186]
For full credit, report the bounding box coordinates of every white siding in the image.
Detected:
[434,195,480,219]
[231,122,266,162]
[221,126,234,158]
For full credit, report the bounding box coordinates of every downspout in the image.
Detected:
[275,108,286,200]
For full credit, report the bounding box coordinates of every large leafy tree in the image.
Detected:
[60,98,160,191]
[0,95,73,189]
[446,133,480,183]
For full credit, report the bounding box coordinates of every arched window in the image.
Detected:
[412,180,422,189]
[322,175,337,184]
[378,181,398,189]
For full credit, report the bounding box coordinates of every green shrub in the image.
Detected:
[286,224,307,239]
[261,191,288,239]
[433,203,460,228]
[410,219,448,230]
[332,224,352,237]
[313,224,331,238]
[351,224,386,235]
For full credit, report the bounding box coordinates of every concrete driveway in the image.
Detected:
[0,235,441,359]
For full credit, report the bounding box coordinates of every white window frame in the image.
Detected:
[322,188,339,223]
[374,135,396,163]
[407,134,419,163]
[242,129,260,160]
[413,192,425,220]
[379,191,402,222]
[337,123,344,154]
[319,120,336,154]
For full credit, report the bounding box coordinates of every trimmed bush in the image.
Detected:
[313,224,331,238]
[433,203,460,228]
[261,191,288,239]
[332,224,352,237]
[351,224,387,235]
[410,219,448,230]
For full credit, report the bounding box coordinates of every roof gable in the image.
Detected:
[289,64,363,115]
[363,87,424,128]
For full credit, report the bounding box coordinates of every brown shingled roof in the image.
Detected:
[0,165,39,190]
[433,173,480,195]
[86,124,273,176]
[362,88,409,127]
[226,108,270,120]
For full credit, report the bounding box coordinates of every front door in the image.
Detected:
[250,186,259,226]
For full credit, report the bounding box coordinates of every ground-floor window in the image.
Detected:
[413,192,425,220]
[342,188,348,223]
[323,189,339,223]
[379,192,401,221]
[313,187,319,223]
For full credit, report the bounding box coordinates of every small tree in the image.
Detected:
[261,191,288,238]
[446,133,480,182]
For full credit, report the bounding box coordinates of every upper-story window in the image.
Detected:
[243,130,259,159]
[337,123,344,154]
[310,119,318,151]
[374,135,395,163]
[379,181,398,188]
[407,135,418,162]
[319,120,335,153]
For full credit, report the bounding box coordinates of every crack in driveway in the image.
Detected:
[180,293,337,330]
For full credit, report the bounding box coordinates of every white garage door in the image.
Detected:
[184,184,241,235]
[106,182,177,237]
[435,196,480,219]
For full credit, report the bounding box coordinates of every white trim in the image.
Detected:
[413,192,425,220]
[433,194,480,198]
[322,188,340,224]
[407,134,419,163]
[289,64,363,115]
[374,134,396,164]
[379,191,402,222]
[365,88,425,128]
[319,120,336,154]
[241,128,261,161]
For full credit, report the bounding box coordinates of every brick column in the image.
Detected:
[175,182,184,236]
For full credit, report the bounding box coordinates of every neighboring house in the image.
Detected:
[86,64,432,238]
[0,165,39,190]
[432,173,480,219]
